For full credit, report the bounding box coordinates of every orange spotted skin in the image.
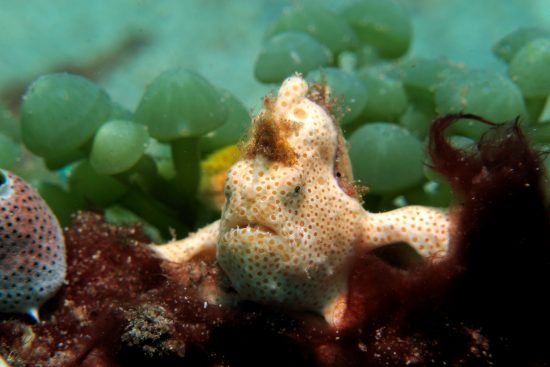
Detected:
[218,77,364,315]
[152,75,450,327]
[0,169,65,320]
[363,206,449,259]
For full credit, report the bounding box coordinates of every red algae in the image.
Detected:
[1,113,549,366]
[0,212,325,366]
[0,212,165,365]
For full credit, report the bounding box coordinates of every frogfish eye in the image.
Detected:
[224,184,232,200]
[0,170,11,197]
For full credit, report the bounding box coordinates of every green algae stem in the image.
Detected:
[120,189,189,239]
[135,69,227,223]
[37,182,86,227]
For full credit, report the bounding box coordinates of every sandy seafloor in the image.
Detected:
[1,0,550,115]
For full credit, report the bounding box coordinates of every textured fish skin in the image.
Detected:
[0,169,66,321]
[151,75,450,327]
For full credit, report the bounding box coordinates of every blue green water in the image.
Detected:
[1,0,549,112]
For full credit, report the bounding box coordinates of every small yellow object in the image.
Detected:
[152,75,450,327]
[199,145,241,210]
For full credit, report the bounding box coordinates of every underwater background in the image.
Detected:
[3,0,550,225]
[2,1,550,366]
[1,0,550,112]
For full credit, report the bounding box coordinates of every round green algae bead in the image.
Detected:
[355,67,408,122]
[201,89,250,154]
[341,0,412,59]
[90,120,149,175]
[398,105,433,139]
[395,57,465,90]
[265,5,358,54]
[0,133,21,170]
[254,32,333,84]
[349,123,425,194]
[435,70,526,139]
[21,73,111,158]
[494,27,550,63]
[394,57,466,112]
[135,69,227,141]
[509,38,550,97]
[306,68,368,125]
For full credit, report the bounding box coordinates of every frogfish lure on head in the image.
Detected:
[151,74,450,327]
[0,169,66,322]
